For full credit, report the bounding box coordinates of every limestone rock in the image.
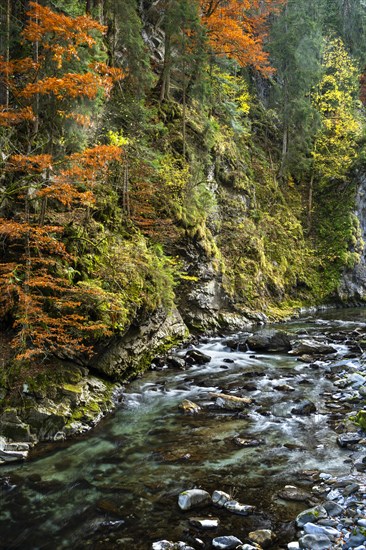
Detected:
[249,529,275,548]
[211,393,252,410]
[179,400,201,414]
[290,340,336,356]
[298,533,332,549]
[212,536,243,549]
[178,489,211,510]
[189,517,219,529]
[296,505,328,528]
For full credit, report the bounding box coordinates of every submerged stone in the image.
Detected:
[248,529,275,547]
[178,489,211,510]
[212,535,243,549]
[211,393,252,410]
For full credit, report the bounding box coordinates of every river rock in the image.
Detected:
[224,500,255,515]
[337,432,362,447]
[303,522,340,540]
[179,400,201,414]
[212,536,243,549]
[296,505,328,527]
[290,340,336,356]
[212,490,231,506]
[233,437,264,447]
[298,534,332,549]
[248,529,274,547]
[185,349,211,365]
[247,329,291,352]
[189,517,219,529]
[291,400,316,415]
[322,501,344,517]
[152,542,195,550]
[278,485,311,502]
[178,489,211,510]
[166,355,186,369]
[211,393,252,410]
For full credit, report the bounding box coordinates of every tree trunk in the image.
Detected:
[307,172,314,232]
[0,0,10,107]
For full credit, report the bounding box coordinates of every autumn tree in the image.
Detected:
[0,1,124,362]
[200,0,287,75]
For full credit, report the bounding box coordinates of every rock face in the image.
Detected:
[91,308,187,379]
[339,173,366,302]
[0,308,188,458]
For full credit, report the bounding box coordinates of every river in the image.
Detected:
[0,308,365,549]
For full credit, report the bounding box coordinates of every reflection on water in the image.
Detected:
[0,308,365,549]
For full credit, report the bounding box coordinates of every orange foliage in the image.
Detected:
[0,106,35,127]
[24,2,106,67]
[200,0,286,74]
[6,154,52,173]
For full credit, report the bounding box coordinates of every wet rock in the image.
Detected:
[303,522,340,540]
[152,542,195,550]
[224,500,255,515]
[179,400,201,414]
[178,489,211,510]
[353,454,366,472]
[322,501,344,517]
[212,490,231,507]
[211,393,252,410]
[298,534,332,549]
[290,340,337,356]
[278,485,311,502]
[233,437,264,447]
[336,432,363,448]
[248,529,275,547]
[287,543,300,549]
[185,349,211,365]
[296,505,328,527]
[189,517,219,529]
[247,329,291,352]
[166,356,186,369]
[291,400,316,415]
[275,383,296,392]
[0,436,29,463]
[212,536,243,549]
[0,410,34,442]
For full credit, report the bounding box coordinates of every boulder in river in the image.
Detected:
[277,485,311,502]
[248,529,275,548]
[178,489,211,510]
[247,329,291,352]
[289,340,336,356]
[185,349,211,365]
[212,536,243,549]
[152,542,195,550]
[336,432,363,448]
[291,400,316,415]
[298,533,332,549]
[211,393,252,410]
[179,400,201,414]
[189,517,219,529]
[296,505,328,527]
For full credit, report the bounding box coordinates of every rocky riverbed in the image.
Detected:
[1,309,366,549]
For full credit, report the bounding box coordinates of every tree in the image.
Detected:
[200,0,286,75]
[0,1,124,362]
[268,0,323,179]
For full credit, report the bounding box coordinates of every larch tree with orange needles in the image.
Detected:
[200,0,287,75]
[0,2,124,363]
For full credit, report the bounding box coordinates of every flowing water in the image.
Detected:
[1,308,365,549]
